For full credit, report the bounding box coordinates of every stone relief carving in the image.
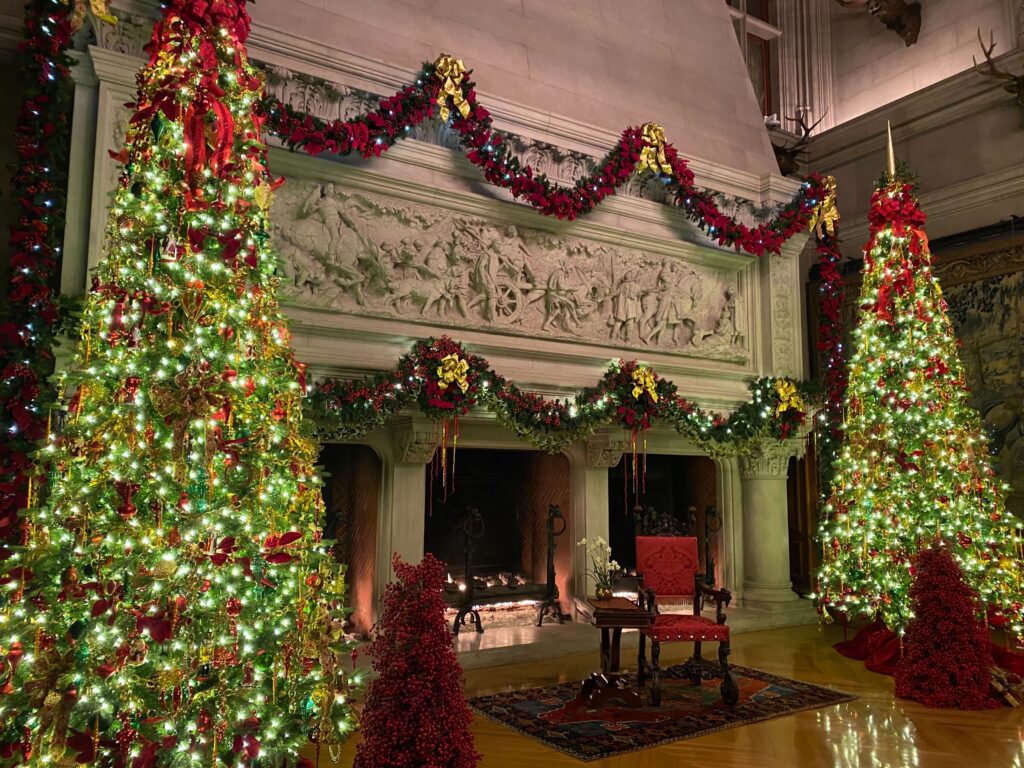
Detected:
[769,250,797,376]
[271,180,750,361]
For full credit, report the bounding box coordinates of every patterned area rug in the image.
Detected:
[471,664,855,761]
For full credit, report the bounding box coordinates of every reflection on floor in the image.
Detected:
[453,599,818,669]
[325,624,1024,768]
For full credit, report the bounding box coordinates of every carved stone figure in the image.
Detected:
[539,262,582,332]
[609,269,644,341]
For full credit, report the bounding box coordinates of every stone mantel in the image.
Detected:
[63,21,811,411]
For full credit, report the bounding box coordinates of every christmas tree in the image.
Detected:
[0,1,358,764]
[816,144,1024,638]
[895,545,994,709]
[355,554,479,768]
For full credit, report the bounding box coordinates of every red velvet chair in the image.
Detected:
[635,535,739,707]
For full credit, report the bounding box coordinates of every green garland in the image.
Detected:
[308,337,817,454]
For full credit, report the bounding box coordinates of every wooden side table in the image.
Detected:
[574,596,652,709]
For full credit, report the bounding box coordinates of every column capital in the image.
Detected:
[738,438,803,480]
[392,416,438,464]
[585,431,627,469]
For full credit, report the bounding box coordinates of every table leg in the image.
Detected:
[609,627,622,673]
[600,628,611,673]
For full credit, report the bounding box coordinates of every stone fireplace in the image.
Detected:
[58,6,819,648]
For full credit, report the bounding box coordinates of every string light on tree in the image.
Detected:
[816,127,1024,638]
[0,1,358,764]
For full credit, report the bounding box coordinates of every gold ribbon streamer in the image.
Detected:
[436,354,469,393]
[774,379,805,416]
[61,0,116,31]
[434,54,471,123]
[630,366,659,403]
[638,122,673,176]
[808,175,840,239]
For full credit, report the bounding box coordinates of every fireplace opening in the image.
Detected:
[320,443,381,637]
[608,454,718,578]
[424,448,572,629]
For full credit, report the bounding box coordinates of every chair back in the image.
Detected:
[635,536,699,600]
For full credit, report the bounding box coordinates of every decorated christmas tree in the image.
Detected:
[816,142,1024,638]
[355,554,479,768]
[895,545,994,709]
[0,0,358,763]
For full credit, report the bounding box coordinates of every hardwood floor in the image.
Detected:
[322,624,1024,768]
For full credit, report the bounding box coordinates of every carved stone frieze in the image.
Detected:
[258,65,781,218]
[271,179,751,361]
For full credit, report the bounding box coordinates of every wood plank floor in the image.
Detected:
[322,624,1024,767]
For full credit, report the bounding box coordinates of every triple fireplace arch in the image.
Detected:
[320,443,722,637]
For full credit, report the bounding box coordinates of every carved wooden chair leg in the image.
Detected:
[684,639,703,685]
[719,640,739,707]
[649,639,662,707]
[637,631,647,686]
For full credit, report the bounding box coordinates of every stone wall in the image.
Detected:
[829,0,1016,124]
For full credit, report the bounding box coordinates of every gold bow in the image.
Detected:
[630,366,659,403]
[436,354,469,393]
[434,54,471,123]
[61,0,116,31]
[808,175,840,239]
[638,122,673,176]
[774,379,805,416]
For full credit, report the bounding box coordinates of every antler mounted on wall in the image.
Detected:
[772,112,828,177]
[834,0,922,47]
[973,29,1024,110]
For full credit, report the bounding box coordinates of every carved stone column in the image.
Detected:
[374,417,434,591]
[711,450,744,598]
[566,433,625,601]
[738,439,803,606]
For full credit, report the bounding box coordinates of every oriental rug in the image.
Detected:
[470,664,854,761]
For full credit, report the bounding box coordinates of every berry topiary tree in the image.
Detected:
[895,545,994,709]
[355,553,479,768]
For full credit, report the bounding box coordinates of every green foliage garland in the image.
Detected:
[308,337,816,454]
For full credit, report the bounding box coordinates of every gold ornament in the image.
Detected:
[809,175,840,239]
[630,366,659,403]
[774,379,806,416]
[638,122,673,176]
[436,354,469,393]
[434,54,471,123]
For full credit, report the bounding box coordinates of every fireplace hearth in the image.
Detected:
[441,505,568,633]
[424,448,572,632]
